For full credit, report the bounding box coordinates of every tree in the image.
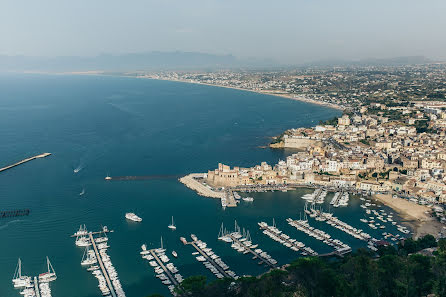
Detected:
[398,238,418,254]
[407,254,434,297]
[181,276,207,296]
[341,250,379,297]
[377,255,407,297]
[439,239,446,254]
[432,253,446,296]
[417,234,437,250]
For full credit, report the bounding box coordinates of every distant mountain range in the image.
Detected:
[0,52,438,72]
[0,52,276,72]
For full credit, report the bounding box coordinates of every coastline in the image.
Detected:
[373,194,442,239]
[33,71,344,111]
[140,76,344,111]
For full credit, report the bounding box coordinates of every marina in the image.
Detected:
[181,234,237,279]
[0,75,419,297]
[330,191,349,207]
[12,258,56,297]
[287,217,352,255]
[219,222,278,268]
[140,242,184,295]
[301,188,322,204]
[258,220,318,256]
[306,206,372,241]
[72,226,125,297]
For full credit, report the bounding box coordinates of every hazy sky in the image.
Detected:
[1,0,446,63]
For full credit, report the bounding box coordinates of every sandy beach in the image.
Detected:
[373,194,443,239]
[142,76,344,111]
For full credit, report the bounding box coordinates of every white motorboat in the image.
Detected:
[125,212,142,222]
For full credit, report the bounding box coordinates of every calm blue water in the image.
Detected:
[0,74,403,297]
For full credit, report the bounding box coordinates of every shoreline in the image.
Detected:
[373,194,442,239]
[140,76,344,111]
[22,71,344,111]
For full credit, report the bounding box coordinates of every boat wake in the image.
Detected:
[0,219,23,230]
[73,163,84,173]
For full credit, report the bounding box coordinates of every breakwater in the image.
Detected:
[0,153,51,173]
[1,209,30,219]
[105,175,181,181]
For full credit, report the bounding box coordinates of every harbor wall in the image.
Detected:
[179,174,225,199]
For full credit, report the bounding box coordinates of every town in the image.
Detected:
[172,66,446,238]
[141,63,446,110]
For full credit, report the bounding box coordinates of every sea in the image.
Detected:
[0,74,406,297]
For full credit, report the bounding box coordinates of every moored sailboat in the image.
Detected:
[168,216,176,230]
[38,257,57,282]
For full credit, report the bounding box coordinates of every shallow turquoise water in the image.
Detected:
[0,74,403,297]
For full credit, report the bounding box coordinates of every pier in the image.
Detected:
[34,277,41,297]
[258,221,318,256]
[73,226,124,297]
[140,243,184,295]
[104,175,181,181]
[149,250,180,287]
[179,174,237,207]
[0,153,51,173]
[89,233,117,297]
[182,236,233,278]
[287,218,352,255]
[12,258,56,297]
[179,174,225,199]
[308,208,372,241]
[228,234,277,268]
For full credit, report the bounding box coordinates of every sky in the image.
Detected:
[1,0,446,64]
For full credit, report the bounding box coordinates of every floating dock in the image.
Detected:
[0,153,51,173]
[12,257,56,297]
[149,250,180,287]
[258,221,318,256]
[34,277,41,297]
[73,226,125,297]
[88,233,117,297]
[227,233,277,268]
[182,235,236,279]
[140,243,184,295]
[287,218,351,255]
[309,209,372,241]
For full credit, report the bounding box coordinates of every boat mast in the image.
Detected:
[47,257,56,275]
[13,258,21,279]
[19,258,22,278]
[218,223,224,238]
